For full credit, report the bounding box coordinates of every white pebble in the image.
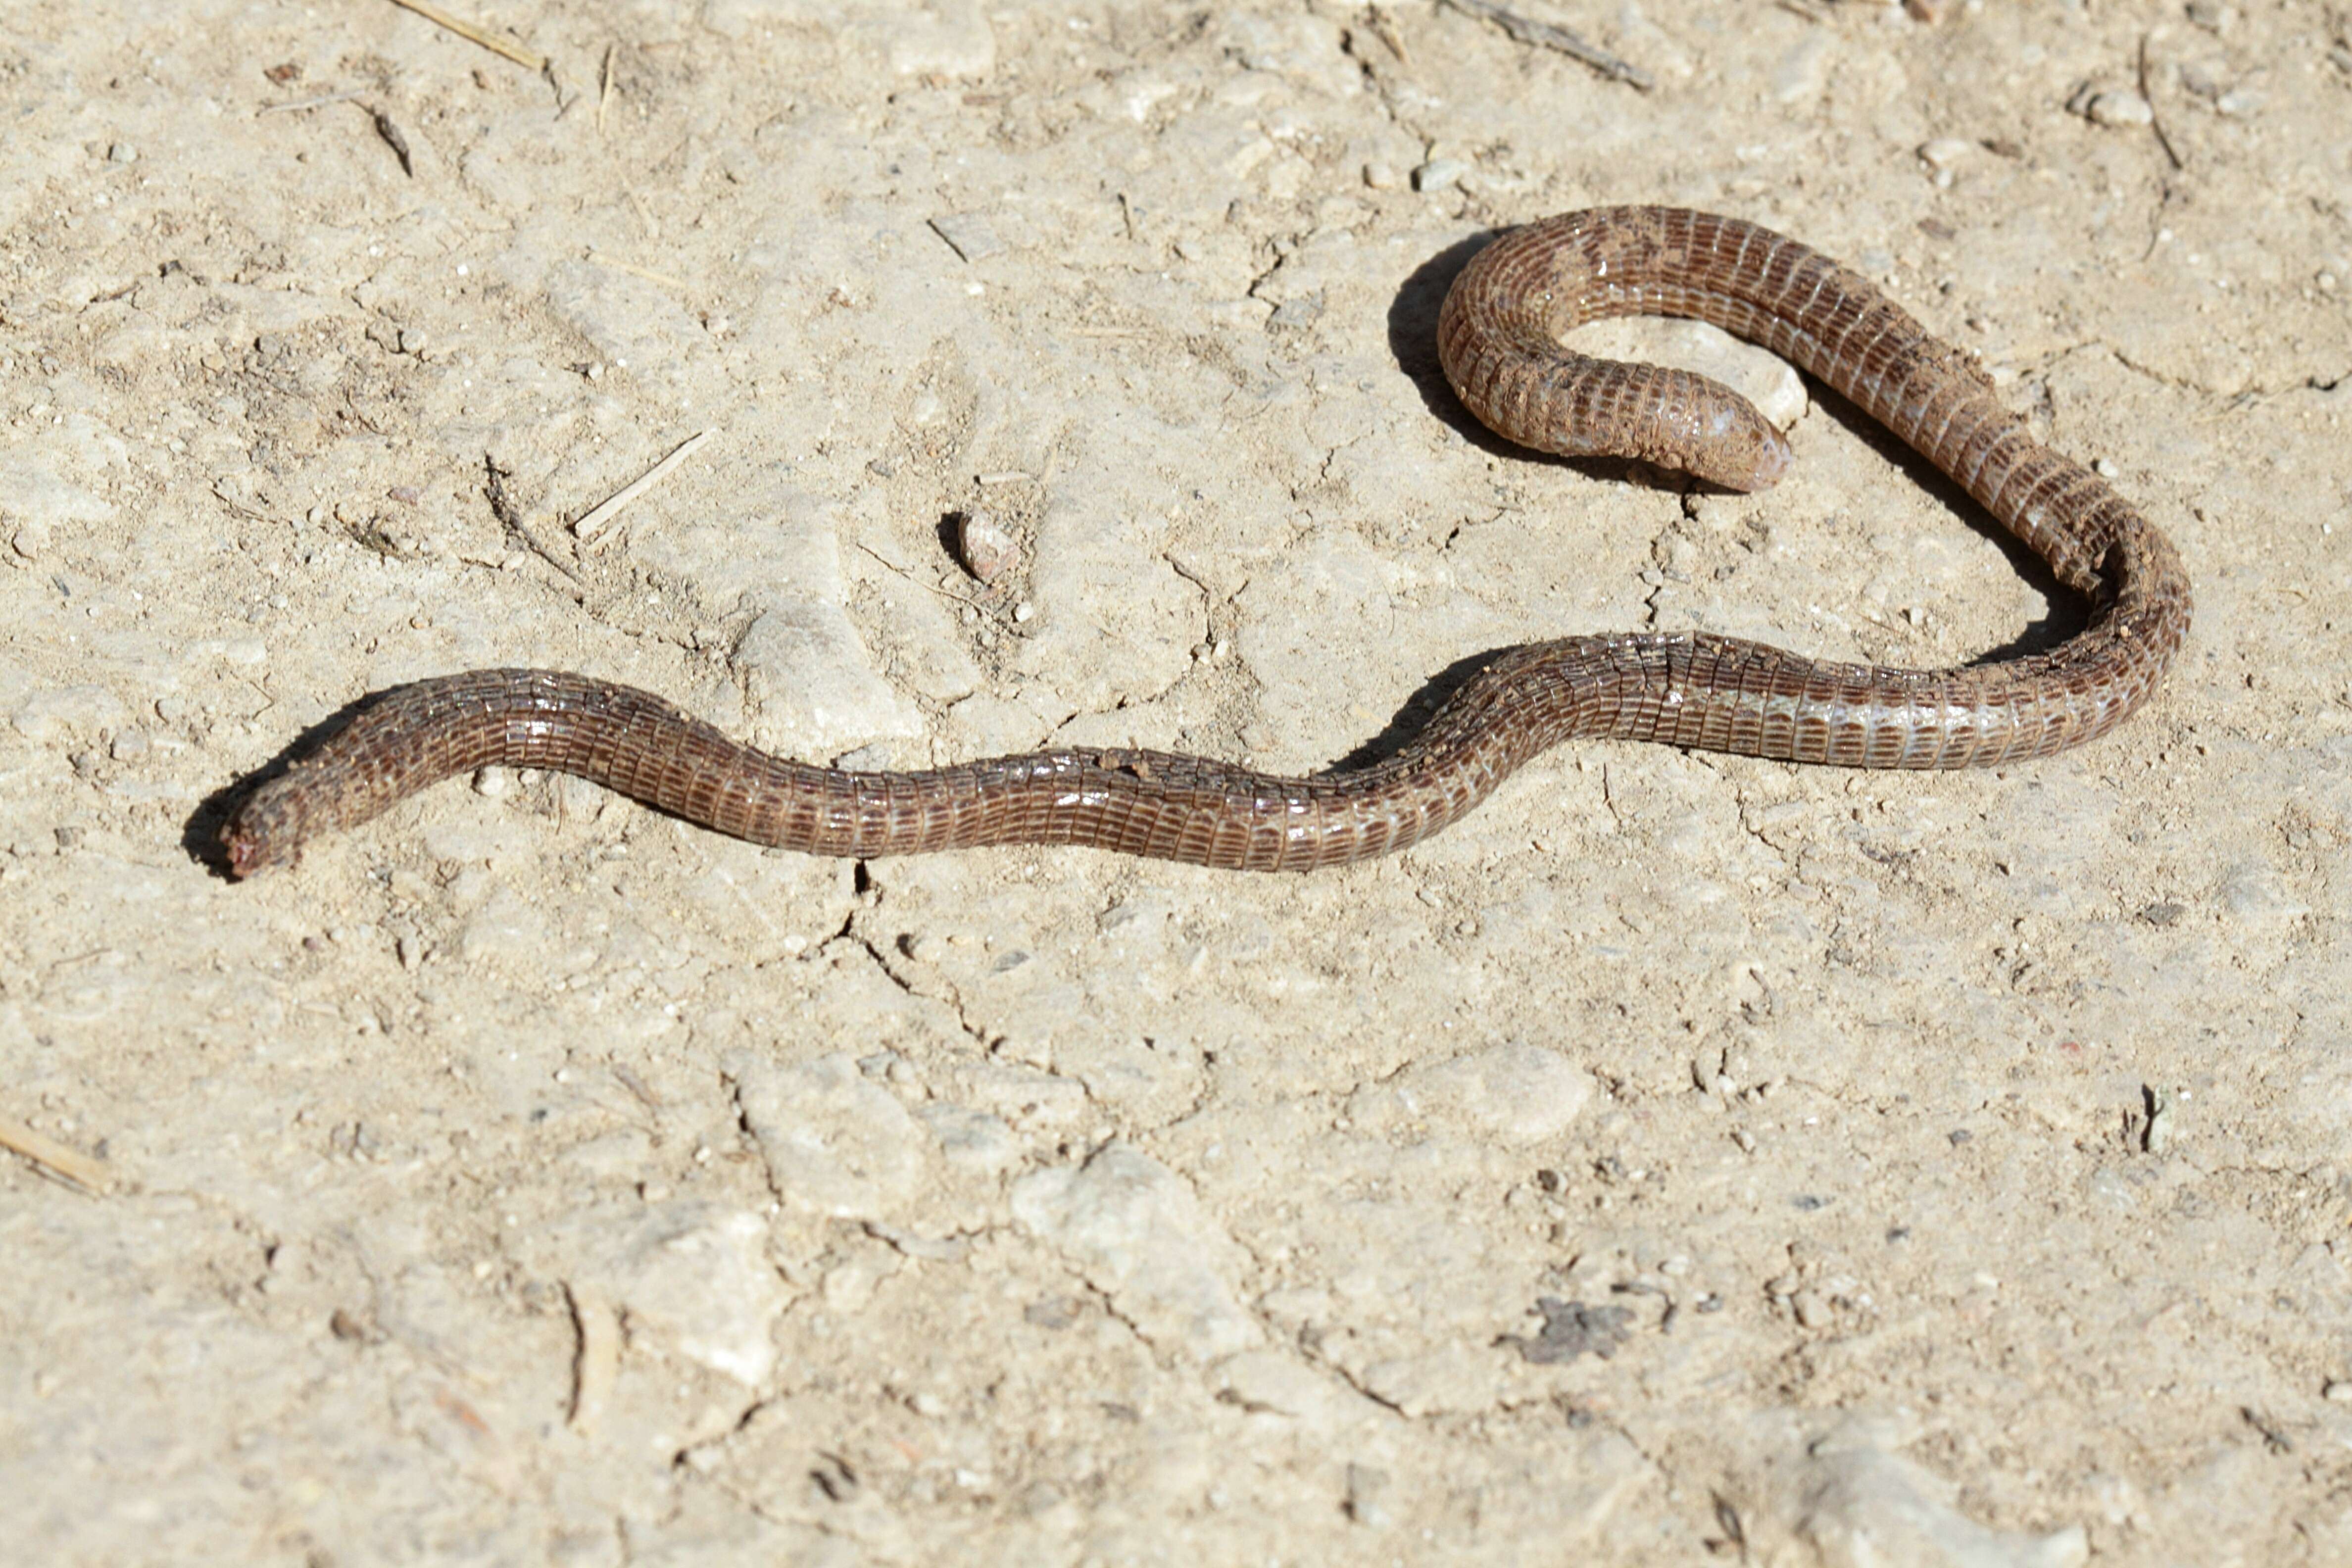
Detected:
[2093,457,2120,478]
[1362,162,1401,191]
[1411,158,1466,193]
[2086,91,2154,128]
[1917,138,1976,172]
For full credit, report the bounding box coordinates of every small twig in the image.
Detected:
[0,1109,114,1194]
[369,106,415,176]
[626,190,660,240]
[583,248,689,292]
[484,455,582,581]
[385,0,546,71]
[257,91,365,116]
[2138,33,2186,172]
[572,430,712,545]
[1442,0,1653,91]
[853,541,988,609]
[566,1282,618,1434]
[209,479,277,523]
[597,44,616,136]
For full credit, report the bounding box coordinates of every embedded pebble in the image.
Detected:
[1380,1043,1594,1148]
[732,1052,929,1219]
[1918,139,1977,172]
[11,685,130,744]
[952,509,1020,583]
[1782,1419,2092,1568]
[1010,1141,1262,1359]
[1268,291,1324,329]
[929,212,1006,263]
[456,885,550,963]
[1412,158,1466,193]
[1773,33,1831,104]
[2085,91,2155,127]
[564,1206,789,1386]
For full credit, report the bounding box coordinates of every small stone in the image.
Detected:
[1411,158,1466,193]
[2324,1379,2352,1403]
[1392,1043,1593,1147]
[1505,1297,1633,1364]
[1011,600,1033,623]
[1917,138,1976,172]
[1267,291,1324,330]
[929,212,1006,263]
[2185,0,2233,31]
[952,510,1020,583]
[329,1307,382,1343]
[1362,161,1401,191]
[2213,87,2263,117]
[107,143,137,164]
[1773,32,1832,103]
[472,766,513,799]
[109,731,147,760]
[734,1053,929,1219]
[2094,457,2120,478]
[1010,1143,1261,1359]
[2085,90,2155,128]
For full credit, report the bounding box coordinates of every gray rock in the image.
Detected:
[1011,1142,1262,1359]
[734,1052,931,1219]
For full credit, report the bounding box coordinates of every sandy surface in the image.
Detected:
[3,0,2350,1562]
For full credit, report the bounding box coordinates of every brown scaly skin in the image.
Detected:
[223,207,2190,877]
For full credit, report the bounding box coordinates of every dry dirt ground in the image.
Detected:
[3,0,2350,1563]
